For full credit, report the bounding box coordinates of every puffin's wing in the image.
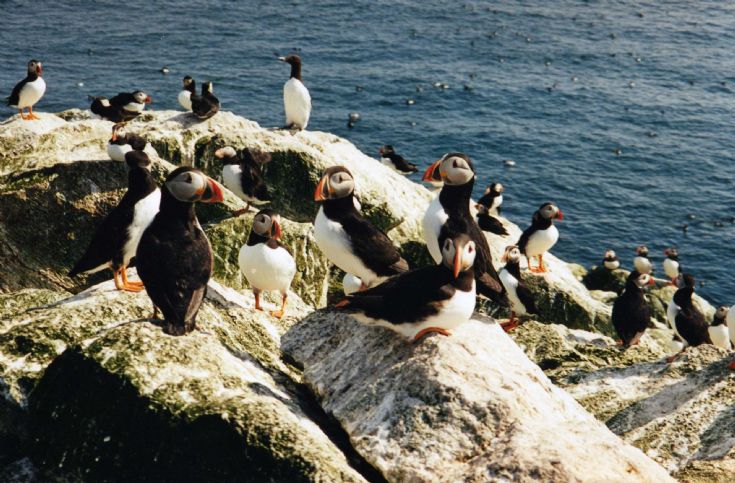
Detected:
[516,282,538,314]
[677,307,711,346]
[69,203,132,276]
[109,92,131,105]
[394,155,418,173]
[476,192,493,208]
[7,79,25,107]
[517,226,532,254]
[476,213,509,236]
[266,238,293,256]
[342,215,409,274]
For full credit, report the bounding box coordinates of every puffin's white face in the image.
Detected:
[133,91,151,104]
[183,77,194,87]
[502,245,521,263]
[634,273,654,288]
[440,155,474,186]
[28,60,42,76]
[166,169,224,203]
[636,245,649,256]
[253,211,282,239]
[715,306,729,319]
[214,146,237,159]
[538,203,563,220]
[441,236,476,278]
[314,167,355,201]
[605,250,616,259]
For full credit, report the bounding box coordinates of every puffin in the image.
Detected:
[476,182,504,216]
[337,232,476,342]
[378,145,418,174]
[342,273,363,295]
[422,153,505,303]
[107,124,147,162]
[91,90,151,123]
[633,245,653,274]
[69,150,160,291]
[7,59,45,120]
[603,250,620,270]
[313,166,409,288]
[726,304,735,351]
[178,76,196,111]
[135,167,224,335]
[498,245,538,332]
[666,273,711,362]
[518,203,564,273]
[708,306,731,350]
[279,55,312,130]
[215,146,271,215]
[422,159,444,191]
[238,209,296,318]
[476,204,509,236]
[191,81,219,120]
[663,248,681,284]
[611,271,654,346]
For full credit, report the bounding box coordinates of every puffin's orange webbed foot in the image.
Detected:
[413,327,451,342]
[270,310,284,318]
[728,359,735,370]
[335,299,350,308]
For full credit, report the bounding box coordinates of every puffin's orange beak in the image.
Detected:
[37,65,42,75]
[111,131,117,142]
[555,209,564,221]
[453,249,462,279]
[422,159,442,182]
[201,178,224,203]
[648,277,655,286]
[145,96,152,104]
[314,176,329,201]
[272,218,282,240]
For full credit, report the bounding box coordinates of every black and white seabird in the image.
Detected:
[238,209,296,318]
[136,167,224,335]
[666,273,711,362]
[215,146,271,215]
[421,158,444,191]
[498,245,538,332]
[191,81,219,120]
[663,248,680,284]
[279,55,312,130]
[178,76,196,111]
[69,150,160,291]
[518,202,564,273]
[379,145,418,174]
[337,233,476,342]
[91,90,151,123]
[475,204,509,236]
[633,245,653,274]
[7,60,45,120]
[421,153,505,303]
[612,271,654,346]
[709,306,731,350]
[476,182,503,216]
[603,249,620,270]
[313,166,409,288]
[107,124,147,162]
[727,305,735,351]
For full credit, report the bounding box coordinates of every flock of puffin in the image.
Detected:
[6,58,735,369]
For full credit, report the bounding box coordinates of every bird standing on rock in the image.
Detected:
[379,145,418,174]
[7,59,45,120]
[191,81,219,120]
[612,271,654,346]
[663,248,681,284]
[313,166,408,289]
[708,306,731,350]
[279,55,311,130]
[136,167,224,335]
[633,245,653,274]
[666,273,711,362]
[603,250,620,270]
[498,245,538,332]
[518,203,563,273]
[238,209,296,318]
[69,150,160,291]
[476,182,504,216]
[107,124,147,162]
[216,146,271,215]
[178,76,196,110]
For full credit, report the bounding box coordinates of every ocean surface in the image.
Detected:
[2,0,734,303]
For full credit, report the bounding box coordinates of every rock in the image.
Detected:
[582,265,628,293]
[0,277,369,481]
[282,312,674,482]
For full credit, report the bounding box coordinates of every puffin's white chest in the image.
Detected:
[123,188,161,265]
[422,195,448,264]
[283,78,311,129]
[499,268,527,315]
[709,325,731,350]
[489,195,502,215]
[178,90,192,110]
[222,164,248,200]
[314,207,380,286]
[604,259,620,270]
[726,309,735,346]
[107,143,133,162]
[667,301,682,339]
[633,256,653,274]
[238,242,296,293]
[663,258,679,279]
[342,273,363,295]
[525,224,559,257]
[124,102,145,113]
[17,77,46,109]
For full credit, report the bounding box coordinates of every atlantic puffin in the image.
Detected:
[313,166,409,288]
[603,250,620,270]
[191,81,219,120]
[498,245,538,332]
[379,145,418,174]
[421,159,444,191]
[338,232,476,342]
[342,273,363,295]
[726,305,735,352]
[476,204,509,236]
[708,306,731,350]
[107,124,147,162]
[91,90,151,123]
[135,167,224,335]
[238,209,296,318]
[476,182,503,216]
[178,76,196,111]
[633,245,653,274]
[518,203,564,273]
[666,273,710,362]
[7,60,45,120]
[215,146,271,215]
[279,55,311,130]
[422,153,505,303]
[69,150,160,291]
[612,271,654,346]
[663,248,681,284]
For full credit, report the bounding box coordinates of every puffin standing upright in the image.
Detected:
[666,273,711,362]
[663,248,681,284]
[603,250,620,270]
[7,59,45,120]
[69,150,160,291]
[726,308,735,369]
[422,153,505,303]
[238,209,296,318]
[612,271,655,346]
[498,245,538,332]
[279,55,311,130]
[338,233,477,342]
[178,76,196,111]
[378,145,418,174]
[215,146,271,215]
[136,167,224,335]
[633,245,653,274]
[190,81,219,120]
[708,306,731,350]
[107,124,147,162]
[518,203,564,273]
[476,182,504,216]
[313,166,408,288]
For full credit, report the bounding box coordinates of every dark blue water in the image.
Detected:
[2,1,734,304]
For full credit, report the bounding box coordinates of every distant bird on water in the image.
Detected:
[7,59,45,120]
[279,54,311,130]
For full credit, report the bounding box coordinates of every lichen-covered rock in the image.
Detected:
[582,265,628,293]
[282,311,674,482]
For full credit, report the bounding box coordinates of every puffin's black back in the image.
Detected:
[191,86,219,120]
[612,273,651,345]
[673,287,711,346]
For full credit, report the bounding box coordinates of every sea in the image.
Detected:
[2,0,734,304]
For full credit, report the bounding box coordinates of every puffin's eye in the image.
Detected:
[468,246,474,253]
[184,174,193,183]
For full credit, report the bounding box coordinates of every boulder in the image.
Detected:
[582,265,628,293]
[282,311,674,482]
